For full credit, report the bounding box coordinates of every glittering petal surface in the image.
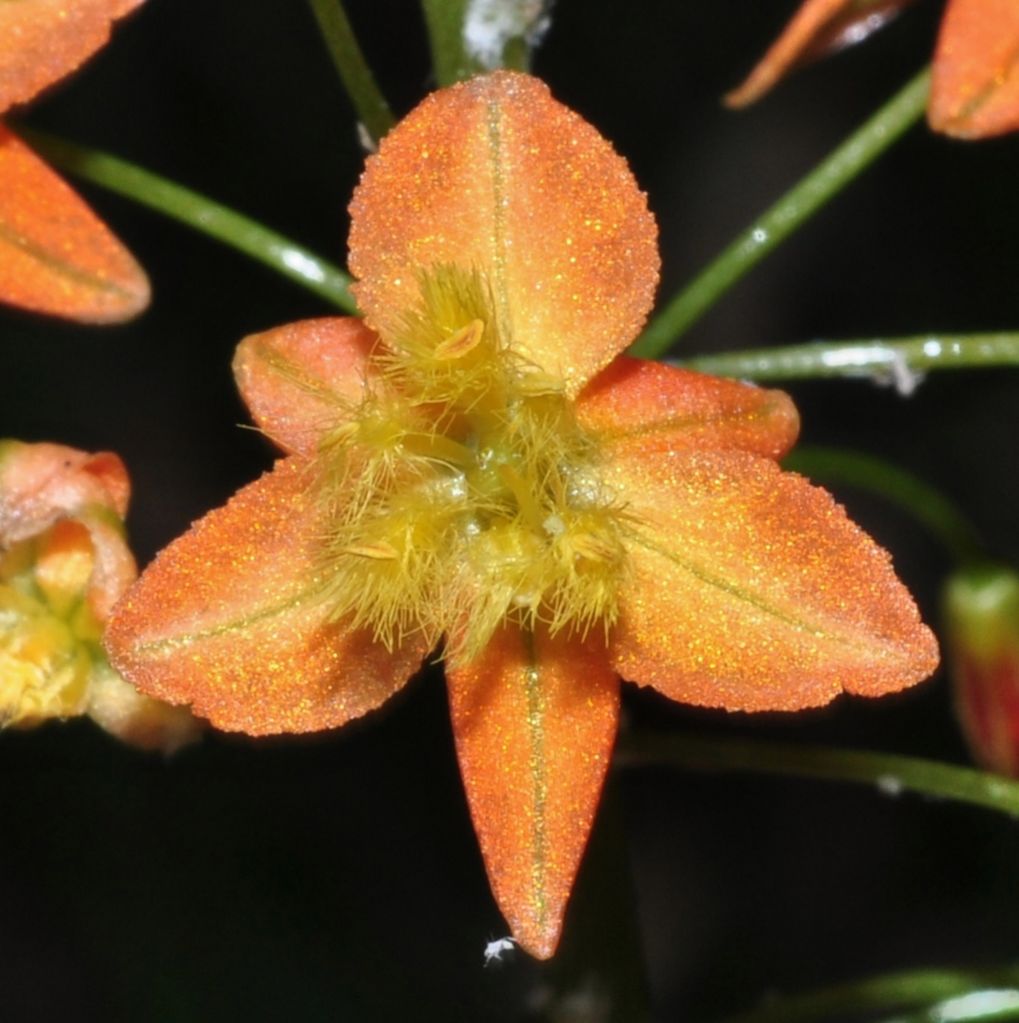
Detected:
[929,0,1019,138]
[0,439,130,544]
[233,317,380,456]
[446,625,619,959]
[575,356,799,461]
[606,449,938,711]
[0,125,149,323]
[725,0,915,107]
[0,0,143,112]
[105,458,426,734]
[349,71,659,396]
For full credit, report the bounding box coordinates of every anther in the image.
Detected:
[434,319,484,360]
[341,542,400,560]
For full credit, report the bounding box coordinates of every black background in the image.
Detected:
[3,1,1019,1020]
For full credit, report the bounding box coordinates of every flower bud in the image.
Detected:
[944,564,1019,776]
[0,440,199,752]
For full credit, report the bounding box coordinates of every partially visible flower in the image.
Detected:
[0,439,198,751]
[105,72,937,957]
[944,564,1019,776]
[0,0,149,321]
[727,0,1019,139]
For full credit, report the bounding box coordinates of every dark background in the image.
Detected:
[3,1,1019,1020]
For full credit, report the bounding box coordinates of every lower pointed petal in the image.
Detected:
[446,625,620,959]
[606,448,938,711]
[105,458,427,734]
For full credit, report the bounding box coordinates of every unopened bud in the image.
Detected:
[944,565,1019,776]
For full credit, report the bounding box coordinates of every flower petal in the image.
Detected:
[607,448,938,711]
[233,317,379,456]
[0,125,150,323]
[929,0,1019,138]
[446,624,619,959]
[0,0,143,112]
[105,458,427,734]
[86,659,201,754]
[0,440,130,543]
[349,71,659,396]
[725,0,916,108]
[576,356,799,461]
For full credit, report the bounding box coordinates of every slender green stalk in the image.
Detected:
[633,68,932,358]
[680,333,1019,383]
[881,992,1019,1023]
[615,733,1019,817]
[306,0,394,143]
[421,0,546,85]
[784,446,984,566]
[421,0,480,85]
[21,128,357,313]
[713,968,1019,1023]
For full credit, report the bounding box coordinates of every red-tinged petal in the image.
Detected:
[76,510,137,620]
[606,448,938,711]
[576,356,799,461]
[0,125,149,323]
[446,625,620,959]
[725,0,916,108]
[349,71,659,396]
[929,0,1019,138]
[105,458,427,735]
[0,440,129,543]
[32,514,135,623]
[233,317,379,456]
[0,0,143,112]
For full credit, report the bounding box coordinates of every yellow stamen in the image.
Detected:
[434,319,485,360]
[341,542,400,560]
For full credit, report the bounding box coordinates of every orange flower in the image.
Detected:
[726,0,1019,139]
[0,0,149,321]
[105,72,938,957]
[0,439,198,751]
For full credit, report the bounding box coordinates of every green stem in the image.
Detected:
[421,0,480,85]
[883,994,1019,1023]
[420,0,543,85]
[20,128,357,313]
[306,0,394,144]
[713,968,1019,1023]
[784,446,984,566]
[615,733,1019,817]
[680,333,1019,383]
[632,67,931,358]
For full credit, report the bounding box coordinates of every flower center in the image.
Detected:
[316,266,628,664]
[0,522,96,724]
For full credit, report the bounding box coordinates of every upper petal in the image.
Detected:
[607,448,938,711]
[576,356,799,461]
[929,0,1019,138]
[349,71,659,396]
[725,0,915,107]
[233,317,379,456]
[105,458,427,734]
[0,0,142,111]
[447,624,619,959]
[0,125,150,323]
